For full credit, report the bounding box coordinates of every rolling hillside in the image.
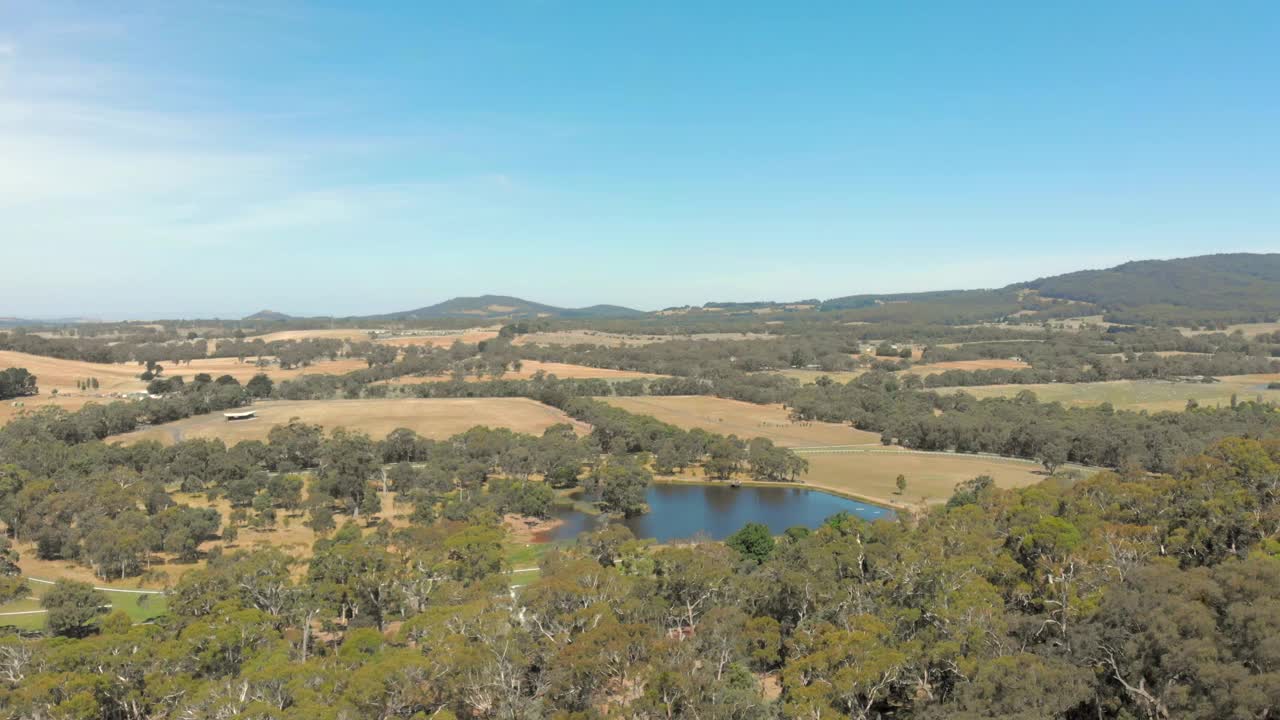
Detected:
[1022,253,1280,326]
[373,295,643,321]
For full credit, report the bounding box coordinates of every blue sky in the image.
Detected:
[1,1,1277,318]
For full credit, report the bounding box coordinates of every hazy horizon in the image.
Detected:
[3,2,1277,318]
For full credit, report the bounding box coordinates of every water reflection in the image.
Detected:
[541,483,893,543]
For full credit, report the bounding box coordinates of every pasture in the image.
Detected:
[903,358,1031,375]
[771,368,867,383]
[511,330,772,347]
[0,350,365,395]
[111,397,588,445]
[247,328,378,343]
[795,449,1052,507]
[0,579,169,631]
[383,359,666,384]
[376,328,501,348]
[602,395,882,447]
[943,374,1280,412]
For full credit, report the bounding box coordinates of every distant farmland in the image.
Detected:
[601,395,882,447]
[111,397,588,445]
[382,360,666,384]
[603,394,1061,506]
[797,449,1051,507]
[942,374,1280,412]
[0,350,366,424]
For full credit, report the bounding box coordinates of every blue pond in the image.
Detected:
[541,483,893,542]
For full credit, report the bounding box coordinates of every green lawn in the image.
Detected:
[0,580,169,631]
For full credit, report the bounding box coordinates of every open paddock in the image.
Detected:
[111,397,589,445]
[511,330,773,348]
[903,358,1031,375]
[0,350,156,394]
[769,368,867,384]
[0,577,169,631]
[384,360,666,385]
[0,395,104,425]
[0,350,366,419]
[376,328,502,348]
[798,449,1052,507]
[246,328,378,343]
[601,395,882,447]
[942,374,1280,412]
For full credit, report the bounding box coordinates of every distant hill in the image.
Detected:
[1022,253,1280,326]
[243,310,294,323]
[372,295,643,321]
[0,317,99,328]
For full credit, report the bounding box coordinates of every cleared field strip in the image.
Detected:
[381,360,667,384]
[111,397,588,445]
[944,374,1280,412]
[0,350,366,425]
[602,395,882,447]
[601,395,1055,506]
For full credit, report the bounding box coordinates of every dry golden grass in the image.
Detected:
[182,356,368,382]
[111,397,588,445]
[0,395,103,424]
[903,358,1032,375]
[601,395,881,447]
[0,351,365,396]
[247,328,379,343]
[797,450,1048,507]
[11,544,172,588]
[944,374,1280,412]
[376,329,502,348]
[382,360,666,385]
[0,350,154,394]
[510,330,771,348]
[770,368,868,383]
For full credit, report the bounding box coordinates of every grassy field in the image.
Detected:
[771,368,868,383]
[111,397,588,445]
[375,328,501,348]
[247,328,379,342]
[0,350,367,424]
[796,450,1051,507]
[382,359,666,385]
[942,374,1280,412]
[602,395,882,447]
[511,330,772,347]
[904,358,1031,375]
[0,578,169,631]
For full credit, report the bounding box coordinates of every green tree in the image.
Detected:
[245,373,274,398]
[42,579,107,638]
[594,456,652,517]
[726,522,775,564]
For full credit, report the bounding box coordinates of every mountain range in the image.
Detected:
[234,253,1280,326]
